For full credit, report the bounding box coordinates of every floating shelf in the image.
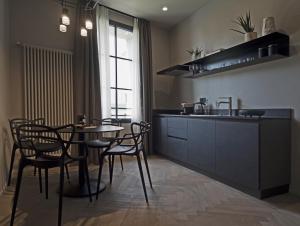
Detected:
[157,32,290,79]
[157,65,189,76]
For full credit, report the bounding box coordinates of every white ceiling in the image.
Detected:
[99,0,210,28]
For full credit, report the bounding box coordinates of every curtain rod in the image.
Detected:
[98,3,138,20]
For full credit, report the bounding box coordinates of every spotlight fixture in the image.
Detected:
[162,6,168,11]
[59,24,67,32]
[80,27,88,37]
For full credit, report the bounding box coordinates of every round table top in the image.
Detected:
[60,125,124,133]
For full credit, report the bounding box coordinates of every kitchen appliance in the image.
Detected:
[194,98,208,114]
[181,103,194,115]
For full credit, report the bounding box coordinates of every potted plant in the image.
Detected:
[231,11,257,42]
[186,47,203,61]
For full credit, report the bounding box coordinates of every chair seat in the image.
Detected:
[35,142,62,153]
[24,155,68,168]
[106,145,135,155]
[86,139,110,148]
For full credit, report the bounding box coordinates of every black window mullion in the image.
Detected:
[114,24,118,120]
[109,55,132,61]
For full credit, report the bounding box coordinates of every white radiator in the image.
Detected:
[23,44,74,126]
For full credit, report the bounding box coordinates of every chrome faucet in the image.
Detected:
[216,97,232,116]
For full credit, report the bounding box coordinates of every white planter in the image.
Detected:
[244,32,257,42]
[262,17,276,36]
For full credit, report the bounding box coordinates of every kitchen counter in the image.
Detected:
[153,108,292,120]
[153,109,291,199]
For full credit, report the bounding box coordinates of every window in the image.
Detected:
[109,21,133,122]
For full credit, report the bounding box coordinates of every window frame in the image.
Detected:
[109,20,134,124]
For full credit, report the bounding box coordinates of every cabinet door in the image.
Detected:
[168,136,188,162]
[215,121,259,189]
[187,119,216,173]
[153,117,168,155]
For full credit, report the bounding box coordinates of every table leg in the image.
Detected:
[62,132,106,197]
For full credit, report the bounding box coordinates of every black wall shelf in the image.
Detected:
[157,32,290,79]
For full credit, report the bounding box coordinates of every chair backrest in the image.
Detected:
[130,121,151,150]
[9,118,45,144]
[16,124,75,159]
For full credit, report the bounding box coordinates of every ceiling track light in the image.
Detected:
[162,6,168,11]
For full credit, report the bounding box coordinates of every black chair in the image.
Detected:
[10,124,92,226]
[95,121,153,203]
[7,118,45,187]
[86,118,124,185]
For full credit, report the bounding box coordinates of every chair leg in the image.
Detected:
[108,155,111,177]
[84,160,92,202]
[136,154,148,203]
[120,156,124,171]
[45,168,48,199]
[7,144,17,186]
[34,167,37,176]
[65,164,70,184]
[109,155,115,185]
[58,163,65,226]
[10,160,25,226]
[96,155,104,200]
[142,151,153,189]
[38,168,43,193]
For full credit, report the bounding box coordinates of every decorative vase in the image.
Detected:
[262,17,276,36]
[244,32,257,42]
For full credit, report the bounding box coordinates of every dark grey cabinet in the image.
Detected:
[153,117,168,156]
[187,119,216,174]
[215,121,259,190]
[167,136,188,162]
[166,118,188,162]
[153,115,291,198]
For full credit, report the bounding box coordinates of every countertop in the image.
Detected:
[153,109,292,121]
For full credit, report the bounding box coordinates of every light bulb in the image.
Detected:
[61,8,70,25]
[85,19,93,30]
[80,27,88,37]
[162,6,168,11]
[59,24,67,32]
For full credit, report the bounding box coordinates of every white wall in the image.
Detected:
[0,0,12,193]
[168,0,300,195]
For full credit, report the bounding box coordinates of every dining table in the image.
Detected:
[61,124,124,198]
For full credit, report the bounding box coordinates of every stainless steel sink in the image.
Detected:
[189,114,230,117]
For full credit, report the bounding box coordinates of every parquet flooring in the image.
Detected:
[1,156,300,226]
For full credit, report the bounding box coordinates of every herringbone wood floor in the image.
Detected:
[1,156,300,226]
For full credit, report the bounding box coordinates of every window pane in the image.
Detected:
[117,59,133,90]
[109,26,115,56]
[117,89,133,110]
[117,27,133,59]
[110,89,116,108]
[117,109,132,119]
[111,109,117,118]
[110,57,116,87]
